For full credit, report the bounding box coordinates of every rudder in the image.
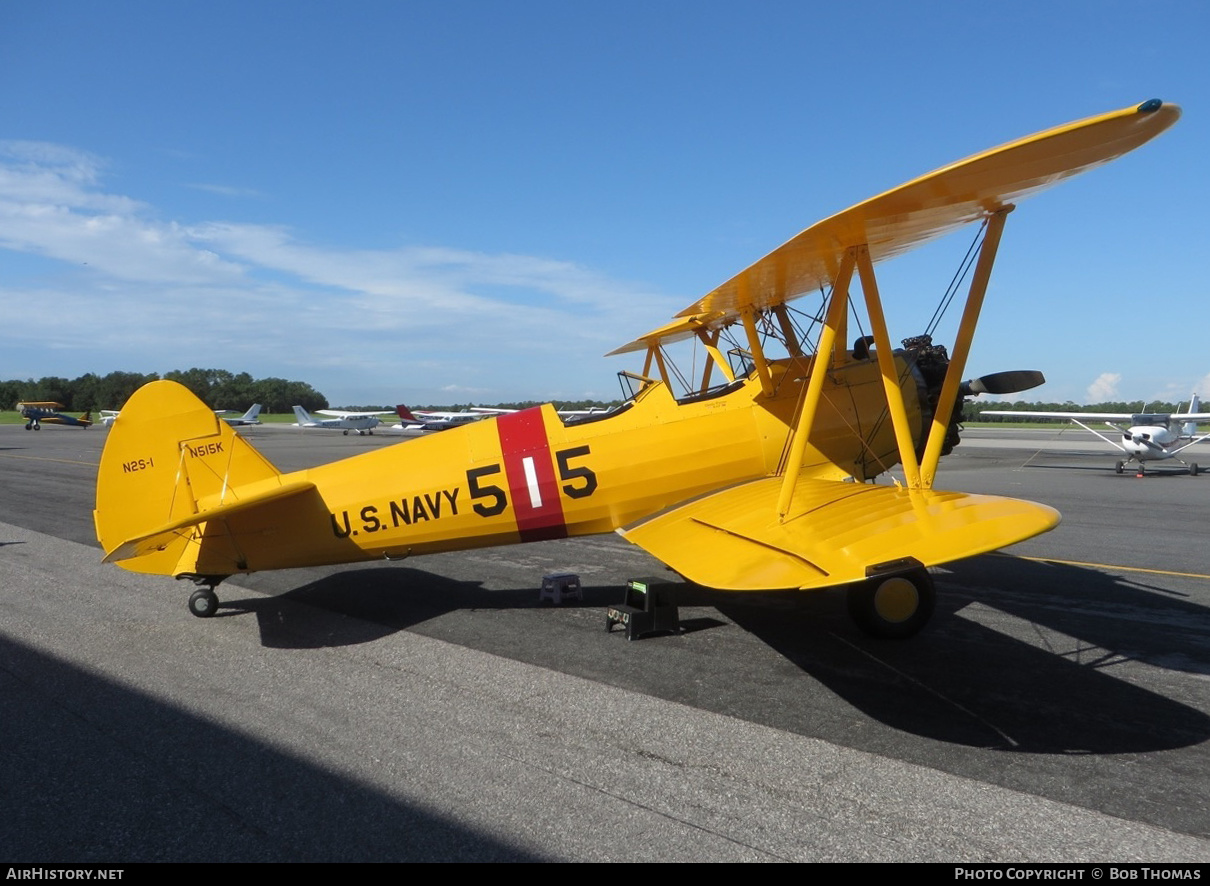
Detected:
[94,381,283,576]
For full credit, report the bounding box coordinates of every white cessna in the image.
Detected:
[984,395,1210,476]
[292,405,394,436]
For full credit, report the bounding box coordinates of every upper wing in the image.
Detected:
[619,476,1059,591]
[613,100,1179,353]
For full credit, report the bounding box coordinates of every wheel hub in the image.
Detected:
[873,577,920,624]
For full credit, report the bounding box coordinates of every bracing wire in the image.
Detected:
[925,219,986,338]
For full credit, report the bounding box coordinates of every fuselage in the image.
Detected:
[178,352,930,577]
[18,403,91,429]
[1121,419,1182,461]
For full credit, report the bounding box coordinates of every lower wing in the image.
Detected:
[619,477,1058,591]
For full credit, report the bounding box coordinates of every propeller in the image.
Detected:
[960,370,1045,397]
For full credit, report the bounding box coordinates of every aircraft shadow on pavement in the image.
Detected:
[226,566,723,650]
[1024,462,1200,477]
[224,558,1210,756]
[0,633,540,862]
[715,555,1210,754]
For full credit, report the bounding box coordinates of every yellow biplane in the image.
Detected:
[94,100,1179,636]
[19,401,93,430]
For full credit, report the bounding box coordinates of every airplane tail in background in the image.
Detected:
[243,404,262,422]
[293,405,314,425]
[396,404,419,422]
[1183,394,1201,436]
[94,381,311,578]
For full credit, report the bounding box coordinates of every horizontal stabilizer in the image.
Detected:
[619,477,1059,591]
[102,480,317,564]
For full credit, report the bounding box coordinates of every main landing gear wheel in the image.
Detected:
[188,588,219,618]
[1115,461,1124,474]
[847,568,935,639]
[1191,463,1199,476]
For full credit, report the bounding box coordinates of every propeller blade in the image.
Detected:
[961,370,1046,396]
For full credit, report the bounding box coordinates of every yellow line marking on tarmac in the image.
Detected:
[0,452,98,467]
[1004,553,1210,582]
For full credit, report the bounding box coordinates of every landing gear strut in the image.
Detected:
[847,567,935,639]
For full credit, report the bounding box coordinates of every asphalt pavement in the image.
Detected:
[1,424,1207,861]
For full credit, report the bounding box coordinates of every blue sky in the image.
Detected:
[1,1,1206,407]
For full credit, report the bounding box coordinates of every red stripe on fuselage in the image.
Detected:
[495,408,567,542]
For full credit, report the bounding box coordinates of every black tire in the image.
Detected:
[1115,461,1124,474]
[1191,463,1199,476]
[847,568,935,639]
[188,589,219,618]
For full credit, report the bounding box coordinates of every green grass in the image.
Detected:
[0,410,304,426]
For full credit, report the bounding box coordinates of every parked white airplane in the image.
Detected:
[984,395,1210,475]
[292,406,392,435]
[101,404,262,428]
[219,404,263,427]
[386,405,491,435]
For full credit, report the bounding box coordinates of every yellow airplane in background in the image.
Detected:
[94,100,1179,637]
[19,401,93,430]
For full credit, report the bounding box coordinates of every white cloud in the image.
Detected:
[185,183,264,199]
[1085,372,1121,403]
[0,142,683,404]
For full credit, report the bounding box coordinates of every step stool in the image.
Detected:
[539,572,582,605]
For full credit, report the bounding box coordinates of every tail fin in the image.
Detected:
[94,381,290,577]
[243,404,262,423]
[1183,393,1201,436]
[292,405,314,425]
[396,404,419,422]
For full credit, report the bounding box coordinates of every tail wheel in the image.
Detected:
[847,568,935,639]
[188,588,219,618]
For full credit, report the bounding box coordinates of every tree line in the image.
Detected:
[1,369,329,414]
[965,399,1192,421]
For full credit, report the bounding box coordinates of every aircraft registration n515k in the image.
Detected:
[94,100,1179,637]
